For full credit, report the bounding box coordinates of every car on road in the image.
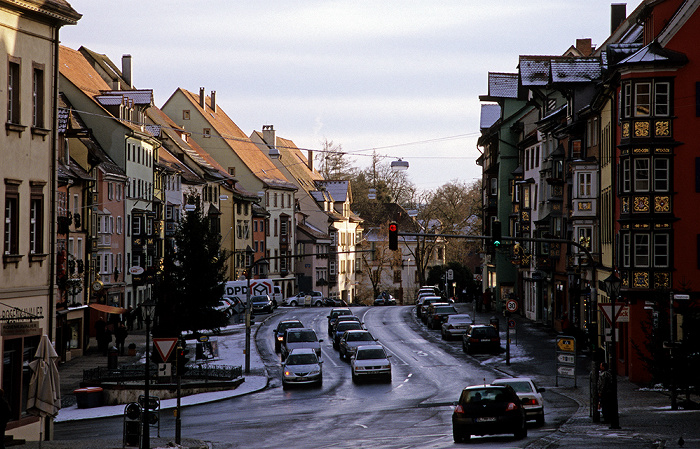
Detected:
[462,324,501,354]
[327,307,353,334]
[282,291,324,307]
[373,292,396,306]
[332,321,364,349]
[273,319,304,353]
[426,304,458,329]
[417,296,444,320]
[281,328,323,360]
[330,315,362,335]
[452,384,527,442]
[282,348,323,389]
[338,330,376,360]
[251,295,274,314]
[492,377,546,425]
[441,314,472,340]
[351,345,391,383]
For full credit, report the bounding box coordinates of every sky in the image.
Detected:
[60,0,644,192]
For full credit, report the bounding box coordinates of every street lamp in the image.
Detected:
[603,271,621,430]
[390,158,409,171]
[141,298,157,449]
[244,245,254,374]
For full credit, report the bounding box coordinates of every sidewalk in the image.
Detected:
[457,302,699,449]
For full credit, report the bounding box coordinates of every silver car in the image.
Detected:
[282,348,322,389]
[351,344,391,383]
[441,314,472,340]
[338,330,376,360]
[282,328,322,361]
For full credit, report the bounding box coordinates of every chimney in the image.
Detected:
[122,54,132,88]
[611,3,627,34]
[576,38,593,56]
[211,90,216,113]
[308,150,313,171]
[262,125,279,158]
[199,87,205,109]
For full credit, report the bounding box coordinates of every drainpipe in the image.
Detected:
[49,24,62,342]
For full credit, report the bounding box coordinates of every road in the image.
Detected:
[55,305,578,448]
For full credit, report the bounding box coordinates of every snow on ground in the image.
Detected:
[56,323,269,422]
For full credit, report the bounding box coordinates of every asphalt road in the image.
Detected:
[55,305,578,448]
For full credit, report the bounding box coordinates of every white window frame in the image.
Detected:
[634,233,650,267]
[654,158,669,192]
[634,82,651,117]
[654,82,670,116]
[634,158,650,192]
[654,233,669,267]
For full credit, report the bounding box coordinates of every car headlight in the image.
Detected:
[381,364,391,370]
[284,370,293,377]
[309,369,320,375]
[277,336,284,341]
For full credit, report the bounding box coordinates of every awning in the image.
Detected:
[89,303,128,315]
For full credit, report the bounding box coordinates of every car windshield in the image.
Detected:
[449,316,471,324]
[337,322,362,332]
[252,296,268,303]
[332,310,352,319]
[356,348,386,360]
[286,353,318,365]
[347,332,373,342]
[464,388,510,403]
[278,322,303,333]
[287,331,317,342]
[472,327,499,338]
[497,381,533,393]
[435,306,456,314]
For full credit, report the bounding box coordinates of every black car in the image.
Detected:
[273,319,304,353]
[426,304,458,330]
[452,384,527,442]
[462,324,501,354]
[332,321,364,349]
[330,315,361,336]
[327,308,353,334]
[251,295,273,314]
[416,296,443,320]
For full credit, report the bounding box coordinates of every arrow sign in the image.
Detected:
[556,337,576,353]
[153,337,178,362]
[558,353,576,365]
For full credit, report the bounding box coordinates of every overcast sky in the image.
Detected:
[61,0,644,192]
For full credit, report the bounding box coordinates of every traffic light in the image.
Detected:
[176,346,190,376]
[388,221,398,250]
[491,220,502,247]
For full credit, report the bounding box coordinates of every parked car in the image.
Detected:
[426,304,458,329]
[492,377,546,425]
[338,330,375,360]
[282,348,322,389]
[327,308,353,334]
[462,324,501,354]
[322,297,347,307]
[417,296,444,320]
[373,292,396,306]
[332,321,364,349]
[452,384,527,442]
[281,328,323,360]
[441,314,472,340]
[422,301,449,324]
[283,291,324,307]
[273,319,304,353]
[214,299,234,317]
[351,345,391,383]
[251,295,273,314]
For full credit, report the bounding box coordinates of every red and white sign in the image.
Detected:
[153,337,178,362]
[598,303,629,324]
[129,266,144,275]
[506,299,519,313]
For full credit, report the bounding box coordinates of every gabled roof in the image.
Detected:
[173,88,296,190]
[17,0,81,24]
[316,180,350,203]
[297,221,330,241]
[355,203,420,232]
[617,39,688,67]
[659,0,700,47]
[519,56,552,87]
[488,72,519,98]
[550,58,601,83]
[159,147,202,184]
[480,104,501,130]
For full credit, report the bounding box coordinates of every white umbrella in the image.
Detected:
[27,335,61,445]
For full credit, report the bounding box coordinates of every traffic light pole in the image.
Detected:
[175,345,182,444]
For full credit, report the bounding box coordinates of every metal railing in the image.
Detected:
[83,364,242,383]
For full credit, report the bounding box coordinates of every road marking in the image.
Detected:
[355,424,368,429]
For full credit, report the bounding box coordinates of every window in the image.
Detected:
[4,191,19,255]
[654,234,669,267]
[228,167,235,176]
[635,83,651,117]
[522,185,530,209]
[578,172,592,197]
[132,215,141,235]
[203,128,211,138]
[32,65,45,128]
[7,58,20,124]
[329,260,336,275]
[393,270,401,283]
[117,216,123,234]
[634,234,650,267]
[182,110,190,120]
[654,158,669,192]
[108,183,114,200]
[577,227,592,250]
[29,193,43,254]
[654,82,670,116]
[623,83,632,118]
[490,178,497,196]
[280,220,287,235]
[634,159,650,192]
[621,159,631,193]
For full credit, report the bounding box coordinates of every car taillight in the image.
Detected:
[447,325,454,329]
[491,338,499,342]
[506,402,519,411]
[469,337,479,343]
[521,398,538,406]
[454,404,465,414]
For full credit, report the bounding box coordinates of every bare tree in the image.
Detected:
[315,139,356,180]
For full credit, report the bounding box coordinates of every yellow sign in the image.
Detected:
[556,337,575,352]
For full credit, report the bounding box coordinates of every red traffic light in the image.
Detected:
[388,221,398,250]
[389,223,397,232]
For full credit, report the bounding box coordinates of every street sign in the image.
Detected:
[508,319,516,329]
[557,353,576,364]
[158,363,172,377]
[447,269,454,280]
[598,303,629,324]
[129,266,144,275]
[556,337,575,352]
[557,366,575,377]
[153,337,178,362]
[506,299,519,313]
[674,294,690,300]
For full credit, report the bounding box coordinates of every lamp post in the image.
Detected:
[141,299,157,449]
[244,246,254,374]
[603,272,621,430]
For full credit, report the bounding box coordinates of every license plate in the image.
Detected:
[476,417,497,423]
[481,338,491,342]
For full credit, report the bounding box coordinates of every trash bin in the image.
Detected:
[108,346,119,369]
[74,387,103,408]
[489,316,499,330]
